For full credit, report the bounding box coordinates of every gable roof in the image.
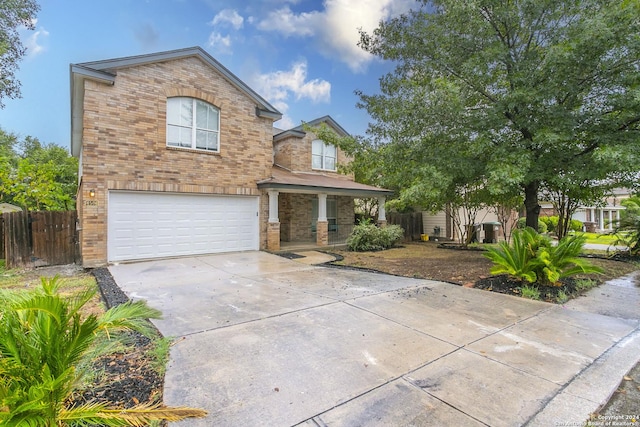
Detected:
[70,46,282,157]
[273,115,349,143]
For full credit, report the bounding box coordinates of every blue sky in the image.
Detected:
[0,0,416,150]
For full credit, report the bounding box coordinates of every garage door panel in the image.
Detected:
[108,192,259,262]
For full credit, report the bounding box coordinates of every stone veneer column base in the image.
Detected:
[267,222,281,251]
[377,220,387,227]
[316,221,328,246]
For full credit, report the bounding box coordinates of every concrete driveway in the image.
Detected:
[108,252,640,426]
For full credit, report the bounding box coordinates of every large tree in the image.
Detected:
[358,0,640,230]
[0,129,77,210]
[0,0,40,107]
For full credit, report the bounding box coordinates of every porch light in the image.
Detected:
[89,189,96,198]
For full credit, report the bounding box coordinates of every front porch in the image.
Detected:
[258,166,393,252]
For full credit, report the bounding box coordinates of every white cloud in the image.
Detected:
[211,9,244,30]
[253,60,331,130]
[257,0,414,72]
[254,60,331,105]
[274,115,295,130]
[20,19,49,57]
[207,32,232,53]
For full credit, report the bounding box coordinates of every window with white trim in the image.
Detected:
[312,139,337,171]
[167,97,220,152]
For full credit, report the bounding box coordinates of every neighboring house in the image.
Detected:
[70,47,391,267]
[545,188,632,232]
[422,206,517,243]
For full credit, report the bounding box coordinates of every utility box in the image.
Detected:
[483,222,502,243]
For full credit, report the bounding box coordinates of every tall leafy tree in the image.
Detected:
[0,129,77,210]
[358,0,640,230]
[0,0,40,107]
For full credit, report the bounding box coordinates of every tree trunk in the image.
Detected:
[524,181,541,231]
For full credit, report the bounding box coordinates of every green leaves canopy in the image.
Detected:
[0,0,40,107]
[358,0,640,223]
[0,130,78,210]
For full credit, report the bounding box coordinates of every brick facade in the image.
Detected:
[77,56,275,266]
[274,130,353,179]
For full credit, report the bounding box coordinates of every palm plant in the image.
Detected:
[0,276,207,426]
[484,227,549,283]
[485,227,602,286]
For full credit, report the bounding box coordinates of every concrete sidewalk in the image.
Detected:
[108,252,640,426]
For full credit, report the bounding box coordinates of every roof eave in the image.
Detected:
[77,47,281,119]
[257,181,394,197]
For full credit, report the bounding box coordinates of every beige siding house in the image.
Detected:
[71,47,391,267]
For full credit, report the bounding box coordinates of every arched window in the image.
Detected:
[167,97,220,152]
[312,139,337,171]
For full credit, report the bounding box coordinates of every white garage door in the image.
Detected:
[108,191,259,262]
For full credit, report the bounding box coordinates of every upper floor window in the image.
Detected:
[167,97,219,152]
[312,139,336,171]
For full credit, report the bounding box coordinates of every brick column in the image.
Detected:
[267,222,281,251]
[266,190,280,251]
[316,220,328,246]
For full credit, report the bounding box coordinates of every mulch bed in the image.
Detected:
[68,269,165,411]
[473,274,583,303]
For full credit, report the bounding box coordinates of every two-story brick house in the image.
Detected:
[71,47,391,267]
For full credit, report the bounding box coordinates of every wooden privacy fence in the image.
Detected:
[2,211,78,269]
[387,212,423,241]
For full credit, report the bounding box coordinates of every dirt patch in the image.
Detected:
[332,241,638,288]
[332,242,494,285]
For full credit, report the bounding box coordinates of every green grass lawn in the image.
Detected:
[574,232,621,245]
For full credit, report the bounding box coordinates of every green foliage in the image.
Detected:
[555,289,569,304]
[148,336,173,376]
[0,0,39,107]
[357,0,640,231]
[0,129,78,210]
[612,202,640,256]
[347,219,404,251]
[516,217,547,234]
[540,216,583,234]
[485,227,603,286]
[520,285,540,300]
[0,276,207,426]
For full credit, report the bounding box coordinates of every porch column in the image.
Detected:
[316,193,328,246]
[267,190,280,251]
[599,209,604,231]
[377,196,387,227]
[608,210,613,230]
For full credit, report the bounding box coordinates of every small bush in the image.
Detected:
[540,216,583,234]
[516,217,548,233]
[570,219,583,232]
[347,220,404,251]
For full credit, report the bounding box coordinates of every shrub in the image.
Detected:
[516,217,548,233]
[540,216,583,235]
[0,276,207,426]
[570,219,583,232]
[540,216,557,233]
[347,220,404,251]
[485,227,602,286]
